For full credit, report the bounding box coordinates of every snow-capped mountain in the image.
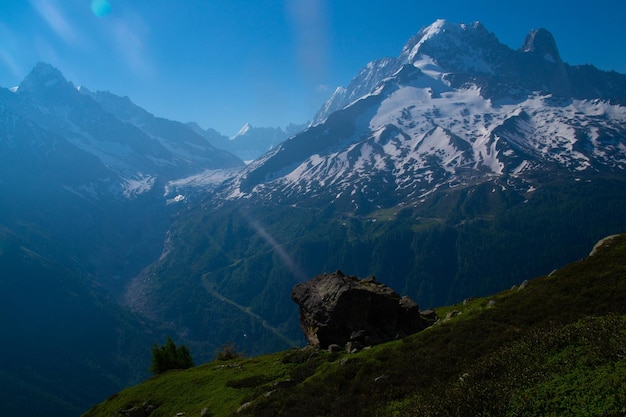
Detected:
[0,62,249,303]
[1,63,243,200]
[316,20,626,124]
[222,20,626,213]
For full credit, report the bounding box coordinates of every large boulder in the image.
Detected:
[291,271,436,349]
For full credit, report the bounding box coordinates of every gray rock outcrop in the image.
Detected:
[117,403,156,417]
[291,271,436,349]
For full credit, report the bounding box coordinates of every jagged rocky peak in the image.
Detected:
[314,20,504,123]
[400,19,459,56]
[399,19,502,67]
[522,28,562,63]
[18,62,73,93]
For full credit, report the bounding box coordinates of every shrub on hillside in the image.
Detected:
[149,336,194,375]
[216,341,244,361]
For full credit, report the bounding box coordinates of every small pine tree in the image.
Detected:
[150,336,194,375]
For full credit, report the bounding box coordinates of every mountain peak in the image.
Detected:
[232,122,252,139]
[400,19,458,60]
[400,20,500,69]
[418,18,458,38]
[19,62,72,93]
[521,28,562,63]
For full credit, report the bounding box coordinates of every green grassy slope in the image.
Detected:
[83,234,626,417]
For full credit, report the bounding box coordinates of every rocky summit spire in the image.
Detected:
[522,28,562,63]
[18,62,72,93]
[399,20,506,74]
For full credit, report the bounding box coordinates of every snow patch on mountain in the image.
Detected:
[233,123,251,139]
[165,167,243,199]
[121,174,156,198]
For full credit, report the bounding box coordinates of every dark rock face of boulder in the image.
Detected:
[291,271,435,349]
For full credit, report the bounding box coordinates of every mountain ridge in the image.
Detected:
[316,19,626,125]
[5,62,244,199]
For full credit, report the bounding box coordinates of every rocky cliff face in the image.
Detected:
[291,271,436,350]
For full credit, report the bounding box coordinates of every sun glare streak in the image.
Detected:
[285,0,331,84]
[0,51,21,81]
[0,24,23,80]
[241,211,308,283]
[110,16,154,78]
[29,0,79,45]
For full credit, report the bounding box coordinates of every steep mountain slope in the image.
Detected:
[4,63,243,195]
[82,234,626,417]
[0,92,167,292]
[0,64,243,417]
[84,89,242,172]
[125,20,626,365]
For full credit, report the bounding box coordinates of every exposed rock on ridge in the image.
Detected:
[291,271,436,349]
[522,28,562,62]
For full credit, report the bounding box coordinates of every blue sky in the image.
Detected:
[1,0,625,136]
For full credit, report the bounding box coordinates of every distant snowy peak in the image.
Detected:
[400,18,457,56]
[233,123,252,139]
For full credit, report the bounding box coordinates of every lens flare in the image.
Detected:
[241,211,307,283]
[91,0,111,17]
